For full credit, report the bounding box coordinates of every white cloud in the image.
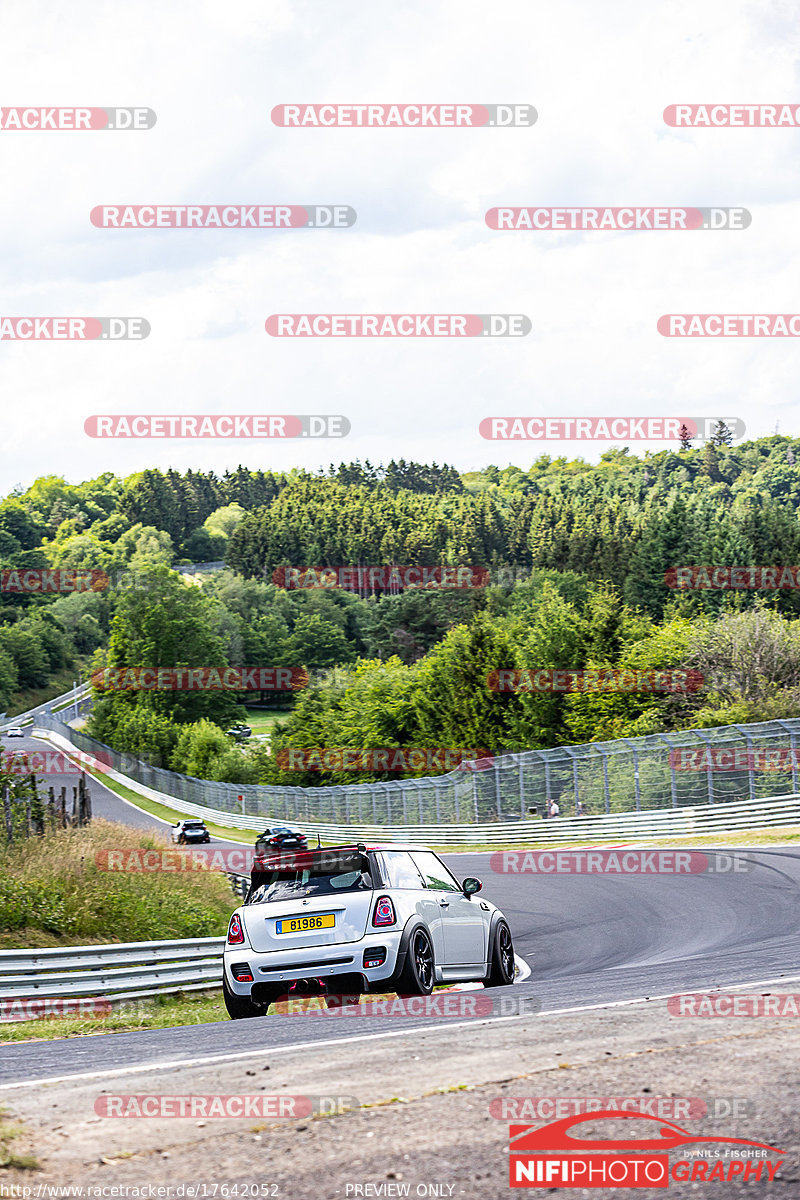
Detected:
[1,0,799,491]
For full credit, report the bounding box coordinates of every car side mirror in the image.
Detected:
[462,877,482,897]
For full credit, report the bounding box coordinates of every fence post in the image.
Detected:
[632,748,641,812]
[696,733,715,804]
[602,751,610,814]
[3,785,12,843]
[472,770,479,822]
[519,755,525,819]
[494,762,502,819]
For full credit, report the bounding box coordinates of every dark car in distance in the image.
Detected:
[254,826,309,858]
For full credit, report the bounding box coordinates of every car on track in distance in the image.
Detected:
[171,818,211,844]
[222,842,516,1018]
[226,723,252,742]
[254,825,309,856]
[5,726,24,738]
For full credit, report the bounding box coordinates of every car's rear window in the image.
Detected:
[248,849,373,904]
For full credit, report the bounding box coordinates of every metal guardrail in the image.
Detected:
[0,937,227,1008]
[0,683,90,734]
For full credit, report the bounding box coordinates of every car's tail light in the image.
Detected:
[372,896,396,927]
[227,913,245,944]
[230,962,253,982]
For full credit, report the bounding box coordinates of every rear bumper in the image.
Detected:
[223,930,403,996]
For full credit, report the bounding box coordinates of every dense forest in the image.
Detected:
[2,435,800,784]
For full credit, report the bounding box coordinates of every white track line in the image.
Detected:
[3,970,800,1093]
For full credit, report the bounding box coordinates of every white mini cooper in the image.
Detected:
[222,842,516,1018]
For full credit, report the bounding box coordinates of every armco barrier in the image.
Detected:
[0,937,226,1010]
[0,682,90,733]
[29,725,800,844]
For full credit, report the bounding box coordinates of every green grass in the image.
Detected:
[81,763,254,843]
[0,820,237,950]
[0,1107,37,1169]
[242,709,290,736]
[0,990,226,1044]
[5,668,86,718]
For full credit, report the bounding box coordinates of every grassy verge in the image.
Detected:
[0,1108,37,1170]
[0,990,226,1045]
[0,820,237,950]
[242,709,290,736]
[82,763,255,843]
[5,669,84,718]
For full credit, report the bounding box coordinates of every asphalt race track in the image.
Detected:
[3,733,800,1088]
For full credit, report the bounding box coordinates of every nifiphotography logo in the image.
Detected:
[508,1111,784,1188]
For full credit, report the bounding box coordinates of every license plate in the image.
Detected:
[276,913,335,934]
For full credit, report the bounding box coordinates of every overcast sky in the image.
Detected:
[1,0,799,495]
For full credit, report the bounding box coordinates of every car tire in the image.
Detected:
[395,926,435,995]
[485,920,515,987]
[222,975,267,1019]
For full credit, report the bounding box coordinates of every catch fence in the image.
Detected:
[34,714,800,828]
